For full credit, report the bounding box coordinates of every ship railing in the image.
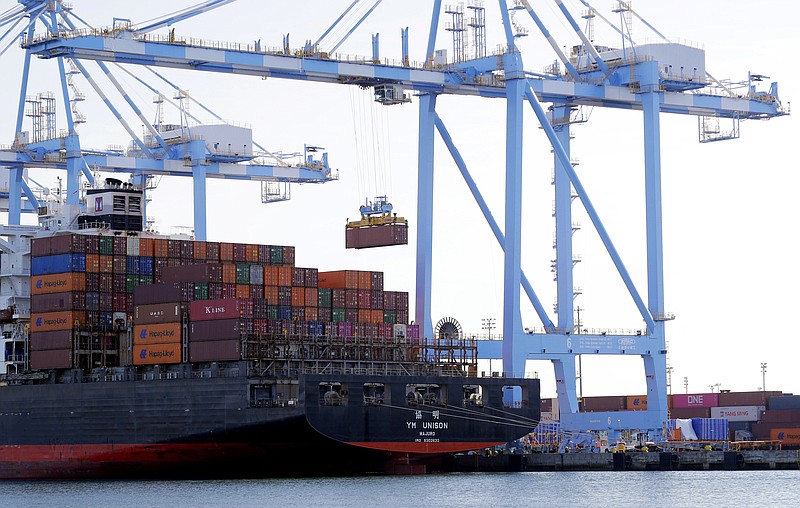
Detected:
[249,398,299,408]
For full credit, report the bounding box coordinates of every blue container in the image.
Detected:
[307,321,324,337]
[85,292,100,311]
[126,256,140,275]
[31,253,86,275]
[532,422,561,444]
[139,257,154,276]
[278,306,292,320]
[691,418,728,441]
[768,395,800,410]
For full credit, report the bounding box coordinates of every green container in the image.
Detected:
[236,264,250,284]
[194,282,209,301]
[269,245,283,265]
[332,307,346,323]
[383,310,397,324]
[318,288,333,308]
[126,274,139,293]
[99,236,114,255]
[267,305,279,321]
[139,275,153,286]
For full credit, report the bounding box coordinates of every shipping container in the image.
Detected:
[768,395,800,411]
[357,271,372,290]
[31,311,86,332]
[30,273,86,295]
[133,284,182,305]
[672,393,719,409]
[134,303,182,325]
[690,418,728,441]
[133,323,182,345]
[85,254,100,273]
[193,241,207,260]
[345,223,408,249]
[317,288,332,308]
[292,267,306,287]
[139,237,155,257]
[31,292,85,313]
[318,270,359,289]
[760,409,800,424]
[190,298,252,321]
[189,339,241,362]
[162,264,217,283]
[269,245,283,265]
[305,307,318,321]
[30,349,72,370]
[710,406,765,422]
[719,391,782,407]
[626,396,648,411]
[669,407,711,419]
[771,428,800,446]
[249,265,264,286]
[304,288,318,308]
[48,234,84,255]
[133,342,182,365]
[304,268,318,288]
[29,330,73,351]
[291,287,305,307]
[31,253,86,275]
[189,319,243,342]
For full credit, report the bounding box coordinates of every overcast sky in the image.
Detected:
[1,0,798,399]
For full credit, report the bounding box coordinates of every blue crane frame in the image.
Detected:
[8,0,787,441]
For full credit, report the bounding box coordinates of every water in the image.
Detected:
[4,471,799,508]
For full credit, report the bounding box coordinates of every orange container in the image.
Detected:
[193,241,207,260]
[222,263,237,284]
[358,271,372,290]
[133,322,182,345]
[264,266,279,286]
[85,254,100,273]
[627,396,648,411]
[31,311,86,332]
[278,266,293,286]
[264,285,279,305]
[371,310,384,324]
[358,309,371,324]
[139,237,155,257]
[153,238,169,257]
[246,244,259,262]
[219,242,234,261]
[319,270,359,289]
[99,255,113,273]
[292,287,305,307]
[31,273,86,295]
[133,342,182,365]
[771,428,800,445]
[305,307,318,321]
[236,284,250,299]
[304,288,318,307]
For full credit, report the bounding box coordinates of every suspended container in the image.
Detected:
[345,197,408,249]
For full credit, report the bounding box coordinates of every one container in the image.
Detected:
[31,311,86,332]
[771,428,800,445]
[29,330,73,351]
[710,406,765,422]
[134,303,182,325]
[133,343,182,365]
[189,339,241,362]
[133,323,182,345]
[189,319,243,342]
[30,349,72,370]
[31,273,87,295]
[672,393,719,409]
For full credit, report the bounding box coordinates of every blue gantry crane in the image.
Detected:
[6,0,787,442]
[0,0,337,240]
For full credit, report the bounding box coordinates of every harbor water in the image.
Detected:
[6,470,800,507]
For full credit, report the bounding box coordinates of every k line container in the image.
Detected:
[133,303,182,325]
[30,349,73,370]
[710,406,765,422]
[190,298,252,321]
[133,342,182,365]
[30,273,86,295]
[189,339,241,362]
[133,323,182,345]
[672,393,719,409]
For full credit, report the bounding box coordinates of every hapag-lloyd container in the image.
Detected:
[133,343,182,365]
[710,406,765,422]
[190,298,253,321]
[627,396,648,411]
[771,428,800,445]
[31,311,86,332]
[133,323,182,345]
[30,273,87,295]
[672,393,719,409]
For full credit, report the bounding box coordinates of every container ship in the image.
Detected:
[0,179,540,478]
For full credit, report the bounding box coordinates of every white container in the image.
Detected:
[710,405,765,422]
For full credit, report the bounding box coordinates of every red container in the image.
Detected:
[31,292,85,313]
[304,288,318,308]
[371,272,384,291]
[30,330,73,351]
[371,290,384,310]
[345,223,408,249]
[396,310,409,324]
[291,287,305,307]
[672,393,719,409]
[190,298,252,321]
[264,285,279,305]
[189,319,243,342]
[278,266,293,287]
[305,307,318,321]
[113,255,126,274]
[163,264,217,283]
[139,237,155,257]
[669,407,711,419]
[581,396,627,412]
[345,289,359,309]
[332,289,346,308]
[282,246,295,266]
[318,307,332,322]
[383,291,397,310]
[357,289,372,309]
[304,268,318,288]
[407,324,420,339]
[345,308,358,323]
[206,241,220,261]
[134,284,183,305]
[134,303,182,325]
[189,339,241,362]
[761,409,800,424]
[31,237,52,257]
[30,349,72,370]
[718,391,782,407]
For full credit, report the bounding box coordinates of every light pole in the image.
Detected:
[666,366,673,395]
[761,363,767,392]
[683,376,688,394]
